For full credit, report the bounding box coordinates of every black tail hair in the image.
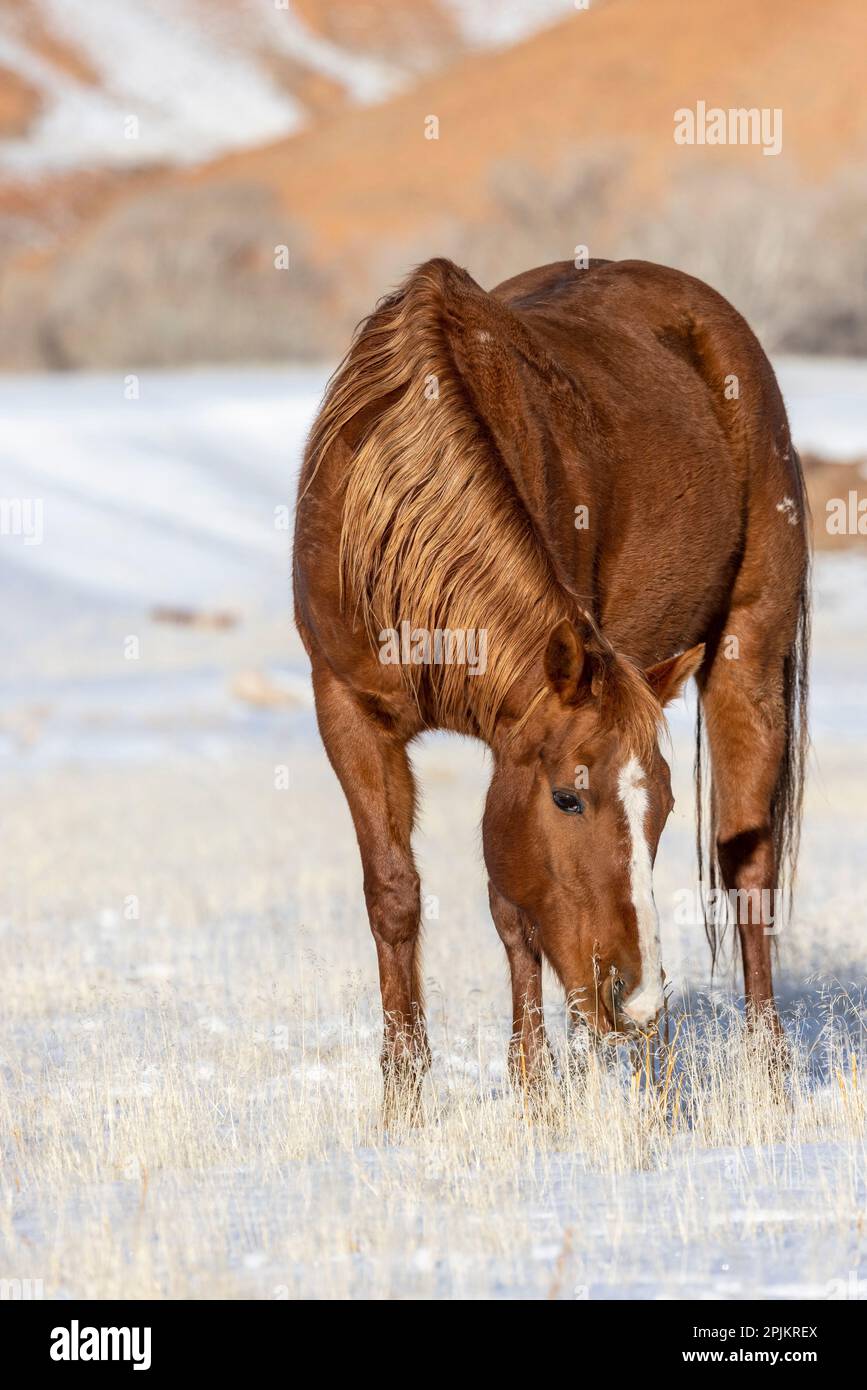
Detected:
[696,451,811,968]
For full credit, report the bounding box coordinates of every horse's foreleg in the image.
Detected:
[312,665,429,1117]
[488,883,549,1091]
[700,628,788,1030]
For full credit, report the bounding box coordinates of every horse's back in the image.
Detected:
[492,258,789,480]
[490,259,805,661]
[295,254,807,688]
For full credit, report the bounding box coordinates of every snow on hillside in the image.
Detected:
[0,1,298,173]
[0,1,576,175]
[443,0,577,47]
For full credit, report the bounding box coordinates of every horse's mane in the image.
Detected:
[305,260,663,752]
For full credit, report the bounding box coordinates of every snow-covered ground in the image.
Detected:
[0,360,864,1299]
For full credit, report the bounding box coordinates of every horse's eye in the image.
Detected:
[552,788,583,814]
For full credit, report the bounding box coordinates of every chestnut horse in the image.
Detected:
[293,257,809,1100]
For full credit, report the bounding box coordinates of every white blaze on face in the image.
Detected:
[617,755,664,1026]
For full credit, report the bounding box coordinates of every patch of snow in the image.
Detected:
[258,3,404,105]
[1,0,302,173]
[776,356,867,461]
[0,368,323,607]
[0,2,593,176]
[0,1,580,176]
[442,0,578,49]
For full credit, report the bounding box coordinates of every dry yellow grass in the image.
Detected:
[0,739,863,1300]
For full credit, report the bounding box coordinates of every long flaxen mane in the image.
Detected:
[305,261,665,754]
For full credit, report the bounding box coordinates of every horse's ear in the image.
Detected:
[544,615,614,704]
[644,644,705,707]
[544,620,585,703]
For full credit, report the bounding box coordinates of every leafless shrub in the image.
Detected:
[1,153,863,368]
[622,166,867,355]
[457,155,867,356]
[0,183,338,369]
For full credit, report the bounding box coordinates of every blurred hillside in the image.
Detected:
[0,0,865,369]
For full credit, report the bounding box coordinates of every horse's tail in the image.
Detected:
[772,448,812,928]
[695,449,811,969]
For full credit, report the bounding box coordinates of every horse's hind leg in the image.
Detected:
[699,606,793,1029]
[312,663,429,1118]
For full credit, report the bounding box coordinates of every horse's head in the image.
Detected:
[484,617,704,1037]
